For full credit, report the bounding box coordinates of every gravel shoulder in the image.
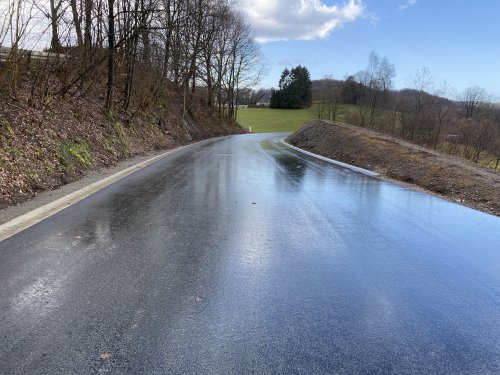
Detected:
[287,120,500,217]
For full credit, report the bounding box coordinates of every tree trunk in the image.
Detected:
[162,0,172,78]
[70,0,83,46]
[105,0,115,111]
[84,0,92,48]
[124,34,139,110]
[140,0,151,64]
[49,0,61,52]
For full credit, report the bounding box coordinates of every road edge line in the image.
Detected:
[280,138,380,177]
[0,138,218,242]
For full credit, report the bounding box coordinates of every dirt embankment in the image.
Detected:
[287,120,500,216]
[0,84,244,209]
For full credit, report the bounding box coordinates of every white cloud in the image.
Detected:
[364,12,381,26]
[399,0,417,10]
[237,0,366,43]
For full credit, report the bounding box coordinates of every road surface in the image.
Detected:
[1,134,499,374]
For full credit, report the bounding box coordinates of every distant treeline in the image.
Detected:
[312,53,500,169]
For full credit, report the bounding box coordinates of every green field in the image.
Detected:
[236,107,316,133]
[236,105,358,133]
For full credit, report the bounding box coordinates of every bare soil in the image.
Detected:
[287,120,500,217]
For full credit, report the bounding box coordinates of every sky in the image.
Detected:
[237,0,500,99]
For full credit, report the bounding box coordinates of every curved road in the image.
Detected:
[1,134,499,374]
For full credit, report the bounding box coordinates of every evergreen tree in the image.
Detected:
[270,66,312,109]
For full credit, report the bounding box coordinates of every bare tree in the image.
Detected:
[455,118,496,163]
[355,51,396,128]
[400,67,435,142]
[315,77,341,121]
[83,0,92,47]
[489,126,500,170]
[229,13,264,119]
[1,0,264,120]
[461,86,489,118]
[48,0,64,51]
[105,0,115,111]
[431,81,454,149]
[0,0,41,91]
[69,0,82,45]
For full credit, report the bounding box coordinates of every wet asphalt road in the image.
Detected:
[1,134,499,374]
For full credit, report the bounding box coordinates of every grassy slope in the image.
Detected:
[237,105,358,133]
[237,108,316,133]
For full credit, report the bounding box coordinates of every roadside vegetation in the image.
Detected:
[0,0,264,208]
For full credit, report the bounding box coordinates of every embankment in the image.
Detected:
[287,120,500,216]
[0,86,244,209]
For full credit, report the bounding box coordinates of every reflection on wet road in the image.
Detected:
[1,134,499,374]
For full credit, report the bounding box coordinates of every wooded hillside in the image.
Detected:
[0,0,261,208]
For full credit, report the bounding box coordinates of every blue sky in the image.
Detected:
[240,0,500,99]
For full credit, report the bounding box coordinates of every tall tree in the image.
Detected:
[105,0,115,111]
[1,0,265,119]
[341,75,362,105]
[461,86,489,118]
[355,51,396,127]
[400,67,435,142]
[49,0,63,51]
[84,0,92,48]
[270,65,312,109]
[69,0,83,46]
